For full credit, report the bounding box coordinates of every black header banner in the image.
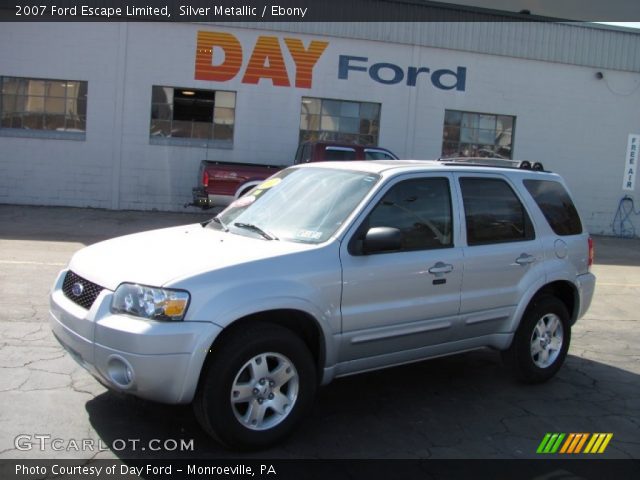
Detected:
[0,0,639,22]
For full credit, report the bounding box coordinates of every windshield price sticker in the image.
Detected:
[296,230,323,240]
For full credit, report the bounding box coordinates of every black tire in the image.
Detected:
[502,295,571,384]
[193,322,316,450]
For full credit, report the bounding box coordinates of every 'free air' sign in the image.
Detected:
[623,134,639,191]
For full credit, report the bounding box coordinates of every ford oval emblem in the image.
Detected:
[71,282,84,297]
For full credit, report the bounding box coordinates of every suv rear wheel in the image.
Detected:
[194,323,316,450]
[503,295,571,384]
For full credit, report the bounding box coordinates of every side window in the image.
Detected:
[324,147,356,161]
[460,177,534,246]
[365,150,395,160]
[366,178,453,251]
[523,179,582,235]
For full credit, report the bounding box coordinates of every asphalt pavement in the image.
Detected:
[0,204,638,461]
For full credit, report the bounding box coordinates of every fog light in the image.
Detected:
[107,355,135,388]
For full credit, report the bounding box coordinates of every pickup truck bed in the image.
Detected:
[191,142,398,209]
[192,161,284,209]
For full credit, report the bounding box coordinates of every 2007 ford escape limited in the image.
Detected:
[50,159,595,449]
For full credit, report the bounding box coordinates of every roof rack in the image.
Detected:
[438,157,546,171]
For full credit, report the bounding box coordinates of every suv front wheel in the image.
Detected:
[503,295,571,384]
[194,323,316,450]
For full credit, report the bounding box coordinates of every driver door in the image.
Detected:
[338,173,463,368]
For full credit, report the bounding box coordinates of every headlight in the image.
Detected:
[111,283,190,321]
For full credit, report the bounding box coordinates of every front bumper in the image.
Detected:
[49,270,222,404]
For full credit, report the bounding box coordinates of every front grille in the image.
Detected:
[62,270,105,310]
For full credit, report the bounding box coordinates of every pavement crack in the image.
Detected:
[15,375,30,391]
[2,352,66,370]
[4,325,43,341]
[70,382,98,396]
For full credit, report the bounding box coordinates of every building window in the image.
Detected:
[300,97,380,146]
[442,110,515,159]
[0,76,87,138]
[150,86,235,146]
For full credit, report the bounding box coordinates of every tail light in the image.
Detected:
[588,236,594,269]
[202,170,209,187]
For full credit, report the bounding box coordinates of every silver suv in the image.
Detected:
[50,159,595,449]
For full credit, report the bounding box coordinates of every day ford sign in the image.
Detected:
[195,31,467,91]
[338,55,466,90]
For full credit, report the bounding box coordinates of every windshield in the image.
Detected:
[210,167,380,243]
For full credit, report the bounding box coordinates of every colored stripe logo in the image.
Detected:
[537,433,613,454]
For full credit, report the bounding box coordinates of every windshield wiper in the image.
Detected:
[204,216,228,231]
[233,222,278,240]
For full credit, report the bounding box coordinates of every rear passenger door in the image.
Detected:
[455,174,545,339]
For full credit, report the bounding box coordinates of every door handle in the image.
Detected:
[515,253,536,265]
[428,262,454,274]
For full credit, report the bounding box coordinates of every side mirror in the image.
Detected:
[363,227,402,254]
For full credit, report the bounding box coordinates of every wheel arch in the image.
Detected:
[507,279,579,350]
[200,309,327,388]
[533,280,579,325]
[502,291,573,383]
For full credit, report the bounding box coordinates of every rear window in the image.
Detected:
[523,179,582,236]
[324,147,356,161]
[365,149,396,160]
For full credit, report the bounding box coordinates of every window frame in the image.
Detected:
[458,175,536,247]
[348,174,455,255]
[0,75,87,141]
[300,96,382,146]
[149,85,236,148]
[441,109,516,160]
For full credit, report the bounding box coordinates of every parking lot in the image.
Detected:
[0,204,638,460]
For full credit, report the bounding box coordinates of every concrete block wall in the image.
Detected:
[1,22,638,235]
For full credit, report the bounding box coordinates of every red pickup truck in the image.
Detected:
[191,142,398,209]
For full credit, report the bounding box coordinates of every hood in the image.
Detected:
[68,224,311,291]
